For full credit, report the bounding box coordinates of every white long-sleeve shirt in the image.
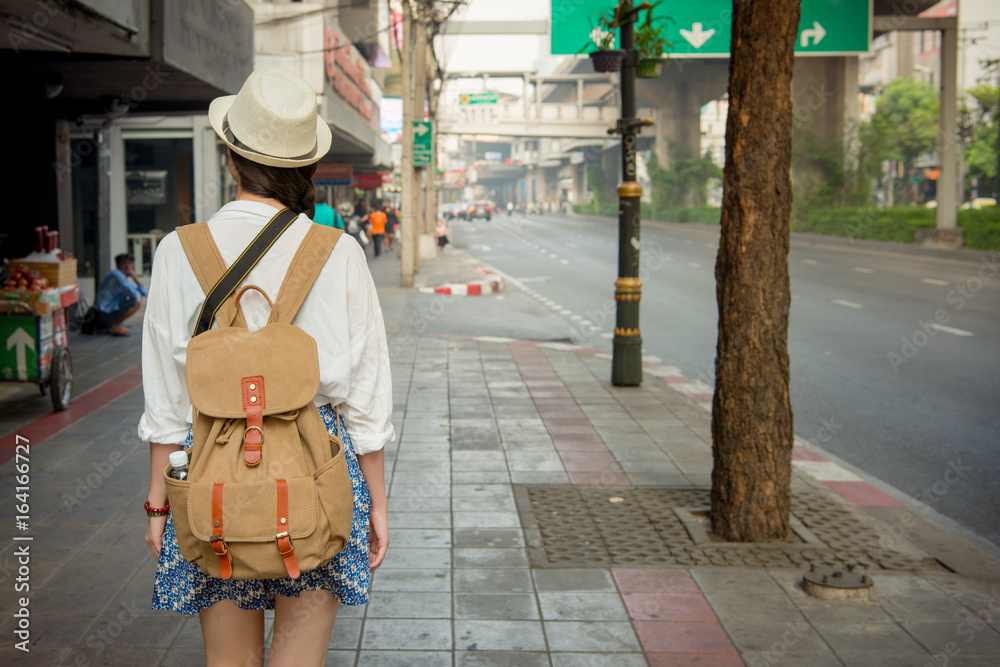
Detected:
[137,200,395,455]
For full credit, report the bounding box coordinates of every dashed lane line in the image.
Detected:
[833,299,863,309]
[853,267,875,274]
[921,278,949,286]
[926,322,974,337]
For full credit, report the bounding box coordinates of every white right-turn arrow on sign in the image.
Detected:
[800,21,826,47]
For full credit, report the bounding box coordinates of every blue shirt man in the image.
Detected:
[92,253,147,336]
[313,192,344,229]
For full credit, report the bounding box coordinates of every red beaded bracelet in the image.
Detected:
[144,501,170,517]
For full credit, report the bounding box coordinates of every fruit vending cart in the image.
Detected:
[1,228,78,411]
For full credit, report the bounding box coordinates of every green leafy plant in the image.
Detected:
[634,2,671,59]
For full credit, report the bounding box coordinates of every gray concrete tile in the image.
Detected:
[161,648,208,666]
[454,568,534,594]
[815,621,928,655]
[366,592,452,619]
[704,593,806,626]
[452,496,517,513]
[380,547,451,570]
[800,602,896,625]
[329,618,362,649]
[451,484,515,498]
[456,651,549,666]
[63,647,166,666]
[740,649,844,667]
[453,472,511,484]
[533,569,617,593]
[550,654,649,667]
[882,594,976,623]
[373,568,451,593]
[390,497,451,512]
[453,458,509,472]
[692,568,786,594]
[389,528,452,549]
[832,653,937,667]
[356,651,452,666]
[453,548,529,569]
[721,618,832,654]
[510,471,571,484]
[454,593,540,621]
[80,613,185,649]
[454,620,546,652]
[361,619,452,651]
[390,472,451,486]
[388,483,451,498]
[453,511,521,529]
[453,528,525,549]
[387,511,451,529]
[537,592,629,621]
[543,620,641,652]
[902,621,1000,655]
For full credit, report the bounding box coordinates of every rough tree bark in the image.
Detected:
[710,0,801,542]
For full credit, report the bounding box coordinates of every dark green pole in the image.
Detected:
[612,0,643,386]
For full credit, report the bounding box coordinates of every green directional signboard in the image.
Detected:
[1,316,38,382]
[459,92,499,105]
[413,121,433,166]
[551,0,871,56]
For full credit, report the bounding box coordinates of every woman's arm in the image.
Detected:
[356,449,388,570]
[146,442,183,558]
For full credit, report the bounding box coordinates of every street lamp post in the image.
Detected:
[611,0,648,386]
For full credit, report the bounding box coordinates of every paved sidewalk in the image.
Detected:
[1,255,1000,665]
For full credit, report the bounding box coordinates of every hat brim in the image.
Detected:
[209,95,333,168]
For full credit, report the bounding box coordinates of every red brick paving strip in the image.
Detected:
[0,364,143,465]
[508,343,630,486]
[613,568,743,665]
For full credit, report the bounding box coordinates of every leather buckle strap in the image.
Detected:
[242,376,265,466]
[211,483,233,579]
[275,480,300,578]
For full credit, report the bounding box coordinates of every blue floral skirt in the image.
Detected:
[152,406,371,614]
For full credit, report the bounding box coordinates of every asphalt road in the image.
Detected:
[447,213,1000,547]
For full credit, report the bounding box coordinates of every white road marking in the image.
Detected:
[560,259,569,265]
[600,333,614,339]
[559,309,573,315]
[689,262,702,268]
[570,315,583,321]
[833,299,863,309]
[926,322,974,337]
[802,259,819,265]
[853,267,874,274]
[580,320,594,327]
[567,243,580,249]
[921,278,949,286]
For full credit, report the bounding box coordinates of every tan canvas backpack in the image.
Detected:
[164,213,353,580]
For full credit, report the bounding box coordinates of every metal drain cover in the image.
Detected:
[802,564,875,601]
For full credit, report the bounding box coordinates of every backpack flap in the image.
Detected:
[187,477,318,543]
[186,323,320,418]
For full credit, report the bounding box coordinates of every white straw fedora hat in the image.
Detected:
[209,67,332,168]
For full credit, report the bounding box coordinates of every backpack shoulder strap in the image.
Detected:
[177,222,250,332]
[270,224,343,325]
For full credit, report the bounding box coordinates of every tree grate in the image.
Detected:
[515,485,932,570]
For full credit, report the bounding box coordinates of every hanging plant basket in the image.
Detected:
[589,49,625,73]
[636,57,665,79]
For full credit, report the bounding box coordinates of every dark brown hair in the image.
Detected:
[229,150,318,215]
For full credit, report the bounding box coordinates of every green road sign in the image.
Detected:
[459,92,499,105]
[413,121,433,167]
[551,0,871,56]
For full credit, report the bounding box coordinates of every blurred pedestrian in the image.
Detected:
[436,218,449,256]
[384,204,398,251]
[368,203,387,258]
[82,252,146,336]
[313,190,343,229]
[138,67,391,667]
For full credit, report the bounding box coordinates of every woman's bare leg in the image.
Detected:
[268,591,340,667]
[199,600,266,667]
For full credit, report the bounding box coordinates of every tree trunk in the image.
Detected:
[710,0,800,542]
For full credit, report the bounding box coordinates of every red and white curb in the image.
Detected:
[419,274,504,296]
